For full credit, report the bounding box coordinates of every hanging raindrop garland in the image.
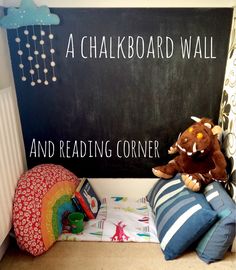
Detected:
[15,25,57,86]
[16,28,26,82]
[49,25,57,83]
[32,25,41,84]
[0,0,60,87]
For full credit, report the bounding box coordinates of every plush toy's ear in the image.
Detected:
[211,125,222,135]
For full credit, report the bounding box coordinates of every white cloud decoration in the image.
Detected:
[0,0,60,87]
[0,0,60,29]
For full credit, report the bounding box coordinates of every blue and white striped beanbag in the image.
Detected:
[147,174,218,260]
[196,182,236,263]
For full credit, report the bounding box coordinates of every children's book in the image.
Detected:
[73,178,101,219]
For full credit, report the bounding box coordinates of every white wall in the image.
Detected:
[2,0,236,8]
[0,4,27,261]
[0,9,26,167]
[0,9,11,89]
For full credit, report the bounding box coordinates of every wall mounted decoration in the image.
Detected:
[6,8,233,177]
[0,0,60,86]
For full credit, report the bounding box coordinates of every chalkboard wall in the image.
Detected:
[8,8,232,177]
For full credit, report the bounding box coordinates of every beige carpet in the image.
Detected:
[0,240,235,270]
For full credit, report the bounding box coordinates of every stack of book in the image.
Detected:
[71,178,101,221]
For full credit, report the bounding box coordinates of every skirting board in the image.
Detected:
[0,235,9,261]
[88,178,159,200]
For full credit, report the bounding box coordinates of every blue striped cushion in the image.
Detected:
[147,174,218,260]
[196,182,236,263]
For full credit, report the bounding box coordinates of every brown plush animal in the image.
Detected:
[152,117,228,192]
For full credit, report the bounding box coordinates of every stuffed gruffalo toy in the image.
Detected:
[152,117,228,192]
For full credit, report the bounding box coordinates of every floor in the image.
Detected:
[0,239,235,270]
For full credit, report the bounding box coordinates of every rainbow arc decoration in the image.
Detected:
[41,181,77,250]
[0,0,60,86]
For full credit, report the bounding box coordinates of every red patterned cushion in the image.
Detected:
[13,164,80,256]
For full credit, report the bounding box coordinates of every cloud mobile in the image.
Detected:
[0,0,60,86]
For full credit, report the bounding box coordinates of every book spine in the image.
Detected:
[75,192,95,219]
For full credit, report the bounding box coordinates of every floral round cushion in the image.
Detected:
[13,164,80,256]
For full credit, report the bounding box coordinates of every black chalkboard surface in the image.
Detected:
[8,8,232,177]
